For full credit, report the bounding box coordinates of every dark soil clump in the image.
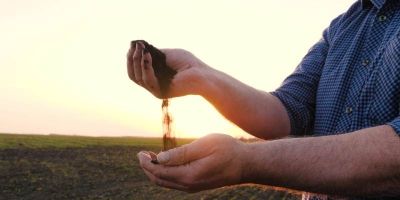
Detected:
[130,40,176,98]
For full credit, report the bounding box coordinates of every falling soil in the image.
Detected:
[131,40,177,151]
[162,99,176,151]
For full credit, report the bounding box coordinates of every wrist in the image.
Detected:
[239,142,259,183]
[193,66,218,97]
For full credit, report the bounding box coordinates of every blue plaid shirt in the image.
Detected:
[272,0,400,137]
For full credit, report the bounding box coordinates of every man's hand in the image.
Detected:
[137,126,400,197]
[126,41,290,139]
[126,41,209,98]
[137,134,248,192]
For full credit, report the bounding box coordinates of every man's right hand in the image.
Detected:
[126,41,210,98]
[126,41,291,139]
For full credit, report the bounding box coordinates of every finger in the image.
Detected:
[141,49,161,95]
[139,151,218,192]
[138,151,190,185]
[141,152,219,193]
[130,40,137,49]
[142,168,189,191]
[127,48,135,81]
[132,42,144,85]
[157,140,211,166]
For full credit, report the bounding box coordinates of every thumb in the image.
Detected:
[157,142,204,166]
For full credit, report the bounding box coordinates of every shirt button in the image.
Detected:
[362,59,370,66]
[378,15,387,22]
[345,107,353,114]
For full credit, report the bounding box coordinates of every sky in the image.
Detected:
[0,0,355,138]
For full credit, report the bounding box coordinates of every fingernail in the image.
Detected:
[137,151,148,158]
[157,152,170,163]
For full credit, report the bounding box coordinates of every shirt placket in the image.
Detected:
[335,7,391,133]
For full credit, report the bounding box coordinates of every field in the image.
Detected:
[0,133,301,200]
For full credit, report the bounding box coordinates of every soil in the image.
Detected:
[162,99,176,151]
[0,146,301,200]
[131,40,177,151]
[130,40,176,98]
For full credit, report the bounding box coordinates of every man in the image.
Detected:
[128,0,400,198]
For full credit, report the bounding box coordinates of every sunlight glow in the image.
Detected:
[0,0,355,138]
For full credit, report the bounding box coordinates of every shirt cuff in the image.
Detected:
[270,91,303,136]
[386,117,400,136]
[270,90,310,136]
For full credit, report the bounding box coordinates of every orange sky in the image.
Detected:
[0,0,355,138]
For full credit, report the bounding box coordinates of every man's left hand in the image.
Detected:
[137,134,248,192]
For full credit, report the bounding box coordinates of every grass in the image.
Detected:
[0,133,194,149]
[0,133,301,200]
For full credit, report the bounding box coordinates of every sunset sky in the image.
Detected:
[0,0,355,138]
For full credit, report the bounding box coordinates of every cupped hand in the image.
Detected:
[137,134,249,192]
[127,41,209,98]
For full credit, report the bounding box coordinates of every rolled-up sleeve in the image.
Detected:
[271,30,330,136]
[387,117,400,136]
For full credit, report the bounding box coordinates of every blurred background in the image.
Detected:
[0,0,354,138]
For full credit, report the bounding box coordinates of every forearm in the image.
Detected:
[196,67,290,139]
[244,125,400,197]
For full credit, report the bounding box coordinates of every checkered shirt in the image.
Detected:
[272,0,400,137]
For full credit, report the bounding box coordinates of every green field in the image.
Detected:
[0,133,301,199]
